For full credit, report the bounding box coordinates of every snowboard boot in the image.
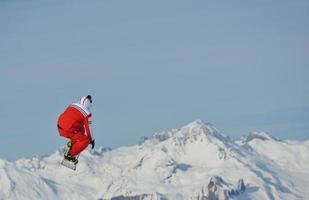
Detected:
[67,141,72,148]
[64,150,78,164]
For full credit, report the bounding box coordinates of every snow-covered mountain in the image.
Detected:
[0,120,308,200]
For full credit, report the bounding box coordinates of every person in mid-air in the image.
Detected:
[57,95,95,163]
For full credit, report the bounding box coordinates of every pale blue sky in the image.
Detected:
[0,0,308,160]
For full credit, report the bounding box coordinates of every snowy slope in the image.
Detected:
[0,120,308,200]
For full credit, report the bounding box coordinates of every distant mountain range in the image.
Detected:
[0,120,308,200]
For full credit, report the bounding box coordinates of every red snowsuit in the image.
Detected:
[57,104,93,156]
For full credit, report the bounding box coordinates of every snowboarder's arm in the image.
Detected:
[84,115,93,141]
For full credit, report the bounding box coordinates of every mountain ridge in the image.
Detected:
[0,120,308,200]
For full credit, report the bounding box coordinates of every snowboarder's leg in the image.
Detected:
[61,132,77,162]
[69,134,90,156]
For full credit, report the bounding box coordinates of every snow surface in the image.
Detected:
[0,120,308,200]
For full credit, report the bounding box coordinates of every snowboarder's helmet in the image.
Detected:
[80,95,92,111]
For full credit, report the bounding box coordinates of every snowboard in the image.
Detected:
[61,156,79,170]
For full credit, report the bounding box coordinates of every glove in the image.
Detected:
[90,139,95,149]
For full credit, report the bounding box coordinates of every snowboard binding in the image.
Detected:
[64,150,78,164]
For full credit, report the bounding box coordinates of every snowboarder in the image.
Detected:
[57,95,95,164]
